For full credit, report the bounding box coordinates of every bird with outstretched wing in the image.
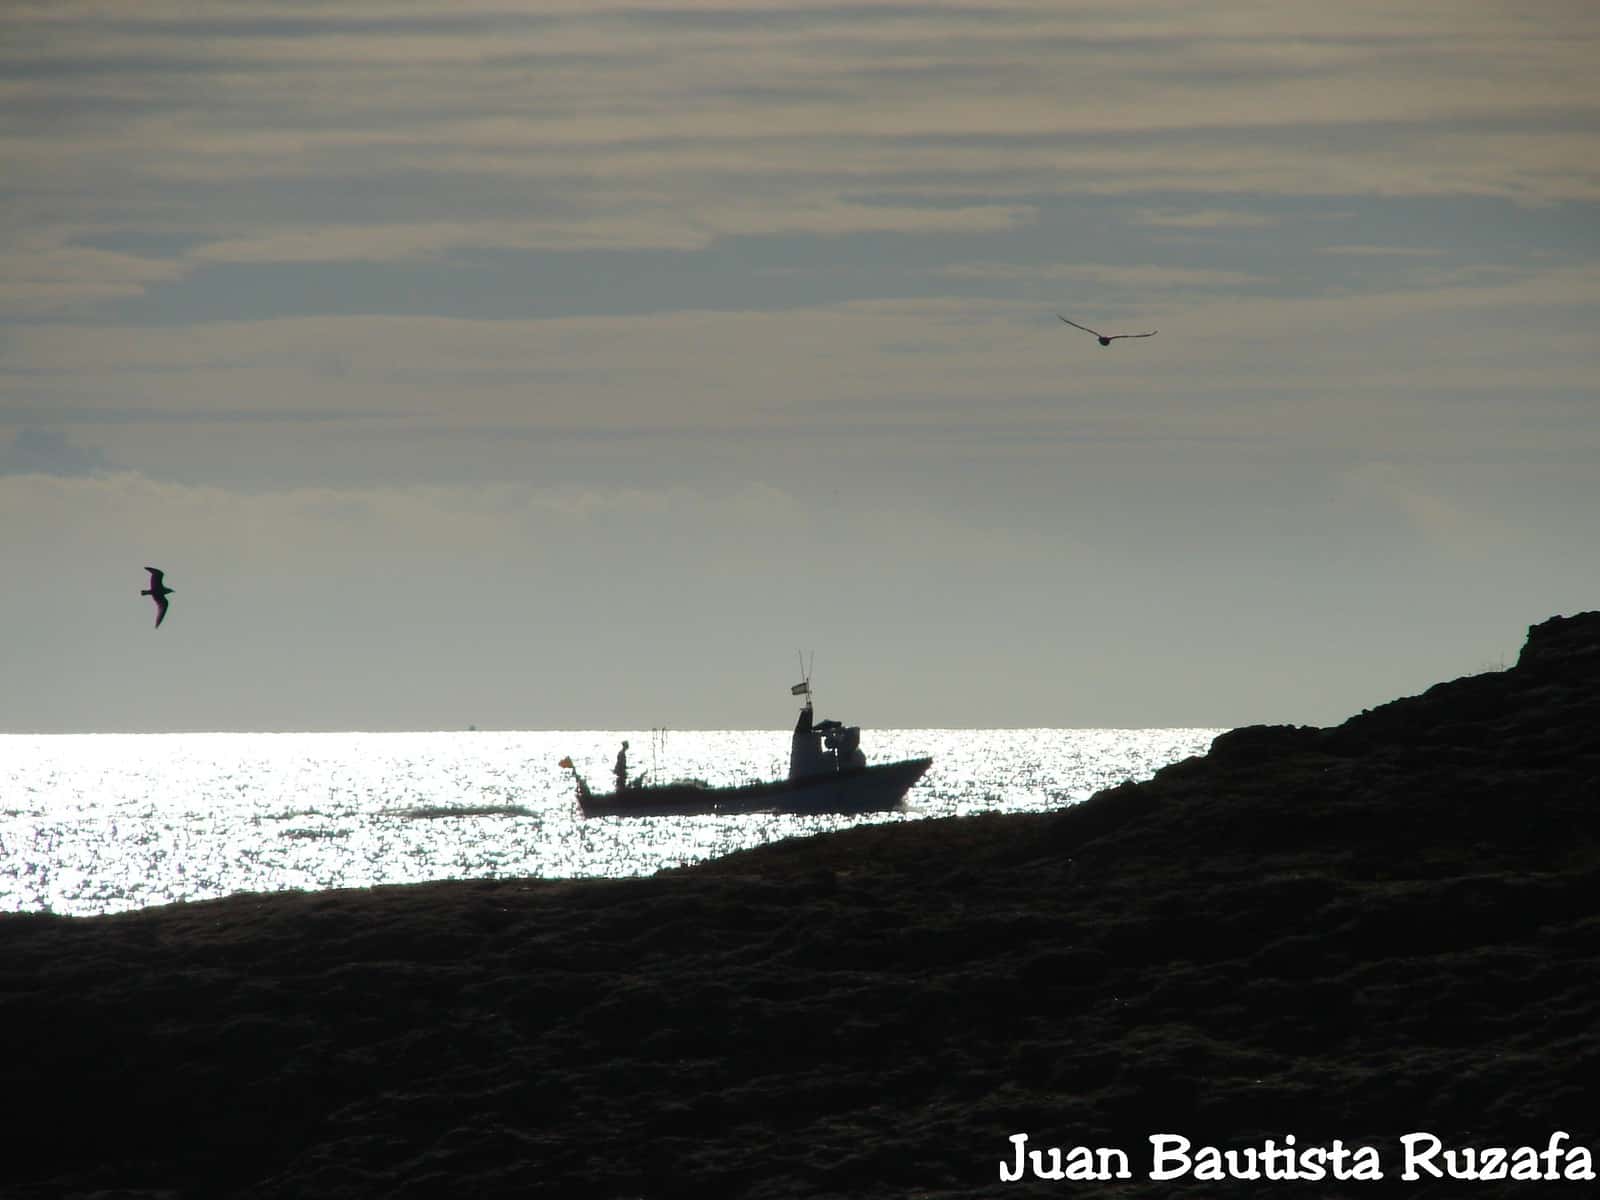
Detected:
[1058,315,1157,346]
[141,566,174,628]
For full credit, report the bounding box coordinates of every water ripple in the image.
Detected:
[0,728,1220,915]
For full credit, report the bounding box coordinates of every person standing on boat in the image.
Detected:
[614,740,630,792]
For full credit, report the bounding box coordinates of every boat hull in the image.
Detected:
[577,756,932,818]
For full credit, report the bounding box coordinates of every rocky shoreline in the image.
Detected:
[4,612,1597,1198]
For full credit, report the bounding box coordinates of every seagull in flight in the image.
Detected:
[1058,316,1157,346]
[141,567,173,628]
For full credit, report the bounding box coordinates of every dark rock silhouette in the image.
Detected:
[2,613,1597,1197]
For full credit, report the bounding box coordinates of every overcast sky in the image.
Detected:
[3,0,1596,733]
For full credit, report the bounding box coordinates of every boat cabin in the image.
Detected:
[789,701,868,780]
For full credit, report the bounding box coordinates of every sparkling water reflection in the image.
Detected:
[1,728,1221,915]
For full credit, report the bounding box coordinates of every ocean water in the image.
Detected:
[0,728,1221,916]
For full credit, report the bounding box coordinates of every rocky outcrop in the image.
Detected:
[2,613,1597,1198]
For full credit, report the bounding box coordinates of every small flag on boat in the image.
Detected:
[558,756,573,769]
[791,681,810,695]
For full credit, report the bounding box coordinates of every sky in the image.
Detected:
[3,0,1597,733]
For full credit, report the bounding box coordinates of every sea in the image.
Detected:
[1,728,1222,916]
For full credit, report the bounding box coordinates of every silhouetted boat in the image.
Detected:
[574,755,932,817]
[567,681,932,818]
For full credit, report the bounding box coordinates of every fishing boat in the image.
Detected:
[565,679,932,818]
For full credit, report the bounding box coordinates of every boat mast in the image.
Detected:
[651,726,667,782]
[794,650,814,707]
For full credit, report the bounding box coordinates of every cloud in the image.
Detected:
[4,254,1595,464]
[1317,244,1448,257]
[1132,208,1281,230]
[0,468,742,566]
[0,233,188,314]
[4,2,1596,276]
[1341,461,1521,557]
[0,467,1044,611]
[188,219,712,261]
[939,262,1271,288]
[186,204,1036,263]
[0,429,113,476]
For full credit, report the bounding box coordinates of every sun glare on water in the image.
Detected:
[0,728,1219,915]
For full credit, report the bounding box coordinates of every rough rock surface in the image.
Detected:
[3,613,1598,1198]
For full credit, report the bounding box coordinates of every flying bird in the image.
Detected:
[1058,315,1157,346]
[141,567,173,628]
